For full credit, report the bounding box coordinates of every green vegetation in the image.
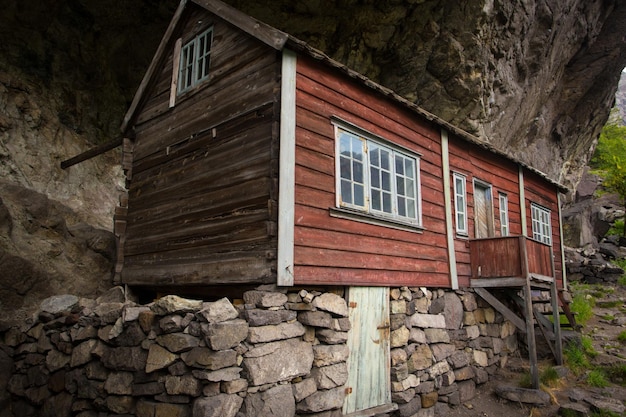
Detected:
[570,292,595,325]
[605,364,626,386]
[618,331,626,343]
[539,366,560,387]
[590,113,626,236]
[587,369,609,387]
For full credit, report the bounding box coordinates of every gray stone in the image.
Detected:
[104,371,134,395]
[193,394,243,417]
[392,388,416,404]
[494,385,550,406]
[474,367,489,384]
[157,333,200,353]
[391,299,407,314]
[132,381,165,396]
[453,366,475,381]
[181,347,237,370]
[102,346,147,371]
[424,328,450,343]
[410,313,446,329]
[312,293,348,317]
[70,339,98,367]
[247,321,305,343]
[165,375,201,396]
[430,343,455,361]
[391,326,410,347]
[312,362,348,389]
[46,350,70,372]
[312,344,349,367]
[145,343,178,373]
[241,384,295,417]
[558,402,590,417]
[193,367,242,382]
[410,328,427,343]
[316,329,348,344]
[429,293,463,330]
[123,306,151,322]
[106,395,135,414]
[448,350,470,368]
[40,295,79,315]
[197,298,239,323]
[96,286,126,304]
[159,315,184,333]
[204,319,248,349]
[137,400,190,417]
[296,386,345,413]
[151,295,202,315]
[585,395,625,414]
[94,302,125,324]
[460,293,478,311]
[244,291,288,308]
[222,378,248,394]
[244,339,313,386]
[397,397,422,417]
[245,309,297,326]
[407,344,432,372]
[293,377,317,401]
[298,311,333,328]
[429,360,450,377]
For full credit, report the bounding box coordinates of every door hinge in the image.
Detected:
[345,387,353,395]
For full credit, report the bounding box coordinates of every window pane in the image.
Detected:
[372,189,381,211]
[354,184,364,207]
[382,192,392,213]
[382,171,391,191]
[405,159,414,179]
[380,149,390,170]
[398,197,406,216]
[406,179,415,198]
[353,160,363,183]
[407,200,416,218]
[395,156,404,175]
[341,180,352,204]
[352,137,363,161]
[396,177,405,195]
[370,167,380,188]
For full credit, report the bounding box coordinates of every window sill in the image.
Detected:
[329,207,424,233]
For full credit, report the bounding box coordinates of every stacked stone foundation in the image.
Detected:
[1,286,518,417]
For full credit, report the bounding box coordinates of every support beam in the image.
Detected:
[474,288,526,332]
[60,137,123,169]
[550,279,564,365]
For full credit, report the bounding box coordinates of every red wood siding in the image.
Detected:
[122,6,281,287]
[523,169,564,286]
[448,135,522,287]
[292,55,450,287]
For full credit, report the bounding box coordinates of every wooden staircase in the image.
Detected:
[468,236,576,389]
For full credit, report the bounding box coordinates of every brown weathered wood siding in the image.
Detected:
[122,5,281,286]
[448,136,522,288]
[523,169,563,285]
[292,56,451,287]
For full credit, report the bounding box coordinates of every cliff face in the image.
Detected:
[0,0,625,320]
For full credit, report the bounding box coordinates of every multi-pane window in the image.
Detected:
[453,173,467,235]
[337,127,421,225]
[499,193,509,236]
[531,203,551,245]
[178,27,213,94]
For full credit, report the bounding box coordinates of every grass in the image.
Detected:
[618,331,626,343]
[570,292,595,325]
[604,364,626,386]
[587,369,609,387]
[606,219,625,237]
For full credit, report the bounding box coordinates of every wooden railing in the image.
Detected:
[469,236,553,280]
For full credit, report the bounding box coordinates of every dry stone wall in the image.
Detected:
[1,286,518,417]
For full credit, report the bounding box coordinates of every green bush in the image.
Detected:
[570,293,595,325]
[618,331,626,343]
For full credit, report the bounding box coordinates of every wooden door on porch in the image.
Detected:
[343,286,393,416]
[474,181,494,238]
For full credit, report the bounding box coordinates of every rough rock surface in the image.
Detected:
[1,1,626,320]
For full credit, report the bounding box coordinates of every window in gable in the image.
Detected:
[531,203,551,245]
[453,172,467,236]
[178,27,213,94]
[335,124,422,226]
[499,192,509,236]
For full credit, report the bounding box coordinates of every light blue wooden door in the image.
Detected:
[343,286,392,416]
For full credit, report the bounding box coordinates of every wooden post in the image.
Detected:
[550,279,563,365]
[524,281,539,389]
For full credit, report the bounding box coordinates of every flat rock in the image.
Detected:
[39,295,78,315]
[494,385,551,406]
[151,295,202,315]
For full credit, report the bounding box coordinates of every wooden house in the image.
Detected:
[110,0,571,407]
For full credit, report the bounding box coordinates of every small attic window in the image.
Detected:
[177,27,213,94]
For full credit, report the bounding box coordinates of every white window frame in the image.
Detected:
[178,27,213,94]
[531,203,551,245]
[334,123,422,227]
[453,172,468,236]
[499,192,509,236]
